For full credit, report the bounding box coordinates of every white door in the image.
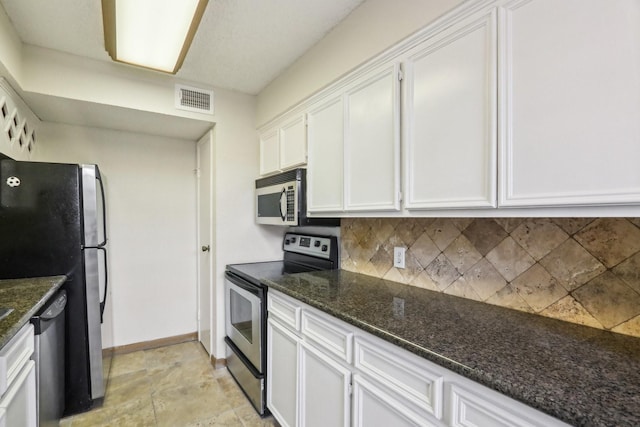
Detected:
[299,342,351,427]
[404,10,497,209]
[345,63,401,212]
[280,114,308,170]
[307,95,345,214]
[498,0,640,206]
[267,318,299,427]
[197,130,214,355]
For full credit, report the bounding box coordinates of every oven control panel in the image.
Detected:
[283,233,334,259]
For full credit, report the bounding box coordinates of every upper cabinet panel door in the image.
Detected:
[307,96,345,213]
[404,10,497,210]
[259,128,280,176]
[280,114,307,170]
[499,0,640,207]
[345,63,401,212]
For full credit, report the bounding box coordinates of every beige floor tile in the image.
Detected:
[60,341,263,427]
[186,409,245,427]
[145,341,205,369]
[152,380,232,427]
[110,351,147,377]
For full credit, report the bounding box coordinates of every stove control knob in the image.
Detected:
[314,240,321,247]
[321,245,328,252]
[291,237,297,243]
[285,239,290,245]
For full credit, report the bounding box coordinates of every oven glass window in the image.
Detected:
[230,289,253,343]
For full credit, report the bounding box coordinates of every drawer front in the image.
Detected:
[267,291,301,331]
[301,310,353,363]
[0,361,36,427]
[0,324,34,397]
[354,336,444,419]
[449,383,568,427]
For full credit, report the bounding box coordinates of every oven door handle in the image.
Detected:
[225,272,262,297]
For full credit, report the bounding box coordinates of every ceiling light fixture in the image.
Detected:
[102,0,208,74]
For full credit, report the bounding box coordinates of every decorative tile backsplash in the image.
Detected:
[341,218,640,338]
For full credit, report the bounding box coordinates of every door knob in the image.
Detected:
[201,245,210,252]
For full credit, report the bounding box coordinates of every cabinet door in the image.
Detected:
[259,128,280,176]
[307,96,345,213]
[299,342,351,427]
[499,0,640,206]
[267,318,299,427]
[0,361,36,427]
[280,115,307,170]
[345,63,401,211]
[404,10,497,209]
[352,375,439,427]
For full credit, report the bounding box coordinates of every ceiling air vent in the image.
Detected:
[175,84,214,114]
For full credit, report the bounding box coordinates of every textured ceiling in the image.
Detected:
[0,0,365,95]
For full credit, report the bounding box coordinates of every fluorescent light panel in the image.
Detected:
[102,0,208,74]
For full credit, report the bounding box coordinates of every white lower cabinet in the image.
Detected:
[0,323,36,427]
[266,318,299,427]
[299,341,351,427]
[353,375,440,427]
[267,290,569,427]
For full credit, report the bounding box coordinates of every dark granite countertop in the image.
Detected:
[264,269,640,427]
[0,276,66,349]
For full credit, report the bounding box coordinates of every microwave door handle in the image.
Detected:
[279,188,287,221]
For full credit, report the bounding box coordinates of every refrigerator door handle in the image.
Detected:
[98,246,108,322]
[96,172,108,248]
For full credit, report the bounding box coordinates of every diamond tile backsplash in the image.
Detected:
[341,218,640,338]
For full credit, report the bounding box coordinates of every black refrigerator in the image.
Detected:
[0,159,108,415]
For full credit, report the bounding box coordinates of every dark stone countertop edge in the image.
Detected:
[0,276,67,349]
[264,272,640,427]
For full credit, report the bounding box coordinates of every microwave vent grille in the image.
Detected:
[175,84,214,114]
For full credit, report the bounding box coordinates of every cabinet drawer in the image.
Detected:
[449,383,568,427]
[268,292,301,331]
[0,360,36,427]
[0,324,34,397]
[301,310,353,363]
[354,336,444,419]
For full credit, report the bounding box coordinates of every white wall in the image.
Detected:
[256,0,464,125]
[210,89,285,359]
[35,122,198,347]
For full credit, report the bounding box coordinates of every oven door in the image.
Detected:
[224,273,264,372]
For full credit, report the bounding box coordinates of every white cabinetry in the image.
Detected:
[266,318,299,427]
[267,289,570,427]
[307,96,344,213]
[498,0,640,207]
[259,114,307,176]
[306,63,401,215]
[267,291,351,427]
[403,10,497,209]
[345,63,401,212]
[0,324,37,427]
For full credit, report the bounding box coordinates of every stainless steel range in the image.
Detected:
[224,232,339,415]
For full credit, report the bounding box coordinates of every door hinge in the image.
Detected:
[398,191,403,203]
[398,68,404,81]
[195,168,201,178]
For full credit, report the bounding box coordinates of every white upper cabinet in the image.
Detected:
[280,115,307,170]
[403,10,498,210]
[344,63,401,212]
[259,128,280,176]
[259,113,307,176]
[307,96,345,213]
[307,63,401,215]
[498,0,640,207]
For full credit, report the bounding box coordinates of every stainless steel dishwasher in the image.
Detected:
[31,290,66,427]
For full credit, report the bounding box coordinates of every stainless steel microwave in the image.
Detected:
[255,169,338,227]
